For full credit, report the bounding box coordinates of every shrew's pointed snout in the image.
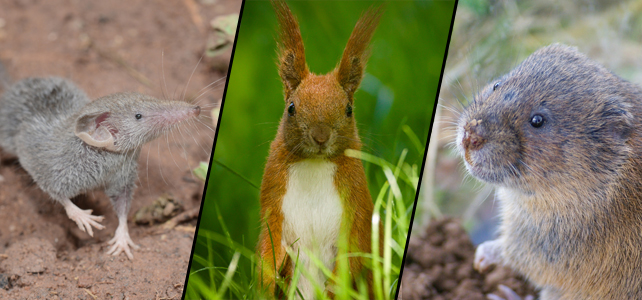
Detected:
[191,106,201,117]
[462,119,486,152]
[310,124,332,147]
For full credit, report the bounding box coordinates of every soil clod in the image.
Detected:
[401,217,536,299]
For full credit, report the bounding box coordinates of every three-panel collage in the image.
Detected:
[0,0,641,299]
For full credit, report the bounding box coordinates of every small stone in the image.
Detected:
[77,276,92,288]
[0,273,9,289]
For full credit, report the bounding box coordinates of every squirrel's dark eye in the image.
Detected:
[346,104,352,117]
[135,113,142,120]
[288,102,295,116]
[530,114,544,128]
[493,82,501,91]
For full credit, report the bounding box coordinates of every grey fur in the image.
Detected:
[0,61,10,91]
[0,76,200,259]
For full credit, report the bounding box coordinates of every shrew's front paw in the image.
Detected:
[62,199,105,237]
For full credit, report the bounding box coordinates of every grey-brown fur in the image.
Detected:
[460,44,642,299]
[0,76,199,259]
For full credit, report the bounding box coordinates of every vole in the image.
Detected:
[256,1,381,299]
[0,74,200,260]
[459,44,642,299]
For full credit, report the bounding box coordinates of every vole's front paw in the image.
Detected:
[62,199,105,237]
[107,225,140,260]
[487,285,535,300]
[474,239,503,273]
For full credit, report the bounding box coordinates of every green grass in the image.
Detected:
[185,133,422,299]
[184,0,455,298]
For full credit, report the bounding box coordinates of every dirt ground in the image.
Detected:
[0,0,240,298]
[401,218,536,300]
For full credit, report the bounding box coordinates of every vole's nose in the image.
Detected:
[193,106,201,116]
[462,119,486,151]
[311,124,331,147]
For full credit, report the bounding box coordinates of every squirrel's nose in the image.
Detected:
[311,124,331,146]
[462,119,486,151]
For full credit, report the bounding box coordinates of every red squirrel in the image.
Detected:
[257,1,382,298]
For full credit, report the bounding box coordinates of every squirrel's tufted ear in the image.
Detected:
[336,6,382,101]
[75,112,119,151]
[272,0,308,100]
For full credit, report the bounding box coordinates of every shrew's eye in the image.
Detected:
[346,104,353,117]
[530,114,544,128]
[135,113,142,120]
[288,102,295,116]
[493,82,501,91]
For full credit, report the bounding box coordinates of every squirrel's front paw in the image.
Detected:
[474,239,503,273]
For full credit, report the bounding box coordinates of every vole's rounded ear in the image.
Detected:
[74,112,119,151]
[603,97,634,143]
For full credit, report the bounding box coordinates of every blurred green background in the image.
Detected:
[188,0,455,292]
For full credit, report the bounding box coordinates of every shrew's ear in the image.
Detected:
[336,6,383,101]
[272,0,309,100]
[75,111,119,151]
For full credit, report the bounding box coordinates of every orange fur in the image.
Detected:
[257,1,383,298]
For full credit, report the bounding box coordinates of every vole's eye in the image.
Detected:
[288,102,295,116]
[135,113,142,120]
[493,82,501,91]
[346,104,352,117]
[530,114,544,128]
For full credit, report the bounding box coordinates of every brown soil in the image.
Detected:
[0,0,241,298]
[401,218,537,300]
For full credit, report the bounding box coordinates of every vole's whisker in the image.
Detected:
[439,103,462,116]
[445,140,459,150]
[454,77,470,107]
[436,119,459,127]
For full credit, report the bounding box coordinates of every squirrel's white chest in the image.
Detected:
[281,159,343,298]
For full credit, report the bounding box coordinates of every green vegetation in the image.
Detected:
[193,161,209,182]
[185,0,455,298]
[187,146,421,299]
